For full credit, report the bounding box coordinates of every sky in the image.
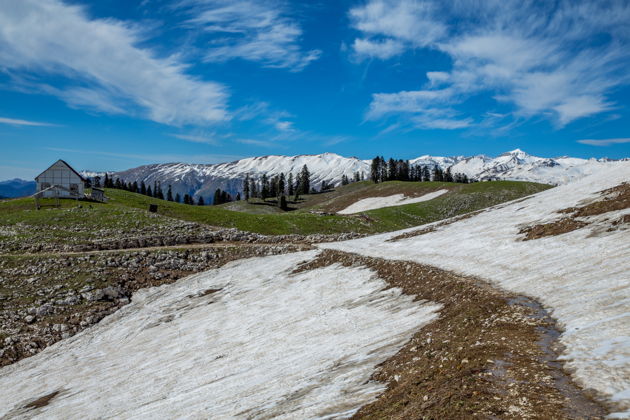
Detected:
[1,0,629,180]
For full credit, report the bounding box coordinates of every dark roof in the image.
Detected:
[35,159,86,182]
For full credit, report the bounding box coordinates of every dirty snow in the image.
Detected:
[338,189,448,214]
[322,162,630,417]
[0,251,440,419]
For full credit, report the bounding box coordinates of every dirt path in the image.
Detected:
[296,250,607,419]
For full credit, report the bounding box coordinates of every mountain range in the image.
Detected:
[95,149,622,201]
[2,150,623,200]
[0,178,36,199]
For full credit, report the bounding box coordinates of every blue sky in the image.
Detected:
[1,0,629,180]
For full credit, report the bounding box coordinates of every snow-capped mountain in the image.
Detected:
[89,149,624,201]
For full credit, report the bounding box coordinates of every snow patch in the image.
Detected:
[0,251,440,419]
[321,162,630,416]
[338,189,449,214]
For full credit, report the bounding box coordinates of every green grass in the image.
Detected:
[104,180,550,235]
[0,181,551,242]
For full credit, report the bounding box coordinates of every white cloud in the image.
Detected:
[181,0,321,71]
[352,38,405,60]
[274,121,294,132]
[350,0,630,129]
[577,138,630,147]
[0,0,229,126]
[0,117,59,127]
[169,133,219,145]
[349,0,445,54]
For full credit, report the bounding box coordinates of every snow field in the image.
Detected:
[0,251,441,419]
[337,189,448,214]
[321,162,630,417]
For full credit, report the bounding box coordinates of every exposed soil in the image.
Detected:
[295,250,607,419]
[520,182,630,240]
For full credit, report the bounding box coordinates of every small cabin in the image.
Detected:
[35,159,86,198]
[90,187,107,202]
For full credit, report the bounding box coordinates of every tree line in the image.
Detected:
[370,157,470,184]
[96,174,206,206]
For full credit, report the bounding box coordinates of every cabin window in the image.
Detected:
[70,183,79,193]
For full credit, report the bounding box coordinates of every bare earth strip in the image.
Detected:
[296,250,607,419]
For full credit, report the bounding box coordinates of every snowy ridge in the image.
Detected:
[87,150,625,202]
[0,252,440,419]
[321,161,630,417]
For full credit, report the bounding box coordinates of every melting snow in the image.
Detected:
[0,251,440,419]
[337,189,448,214]
[322,162,630,417]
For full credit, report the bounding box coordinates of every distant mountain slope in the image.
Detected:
[0,179,36,198]
[87,149,623,201]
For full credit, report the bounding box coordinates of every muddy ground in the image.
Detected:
[296,250,608,419]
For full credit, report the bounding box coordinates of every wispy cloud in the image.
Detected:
[577,138,630,147]
[351,0,630,130]
[0,117,59,127]
[179,0,320,71]
[237,138,278,148]
[0,0,228,126]
[169,133,219,145]
[45,147,243,164]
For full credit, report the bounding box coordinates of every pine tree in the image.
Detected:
[213,189,221,205]
[243,174,250,201]
[132,181,138,193]
[198,196,205,206]
[183,194,190,205]
[279,195,287,210]
[147,186,153,197]
[104,173,110,188]
[175,193,181,203]
[370,157,380,183]
[156,182,164,200]
[166,185,173,201]
[189,195,196,205]
[299,165,310,194]
[445,167,454,183]
[269,175,278,198]
[341,174,349,185]
[278,173,286,196]
[261,174,269,200]
[220,190,229,204]
[250,179,258,199]
[140,181,147,195]
[287,173,294,196]
[236,192,241,201]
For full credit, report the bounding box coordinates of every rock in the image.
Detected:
[36,304,52,317]
[24,315,36,324]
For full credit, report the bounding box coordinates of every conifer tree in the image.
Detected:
[278,173,286,196]
[140,181,147,195]
[261,174,269,200]
[213,189,221,205]
[243,174,250,201]
[104,173,110,188]
[189,195,196,205]
[236,192,241,201]
[279,195,287,210]
[175,193,181,203]
[147,185,153,198]
[299,165,310,194]
[220,190,229,204]
[370,157,380,183]
[250,179,258,199]
[287,173,294,196]
[445,167,454,183]
[198,196,205,206]
[166,185,173,201]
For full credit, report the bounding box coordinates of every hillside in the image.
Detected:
[88,149,621,201]
[1,165,626,418]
